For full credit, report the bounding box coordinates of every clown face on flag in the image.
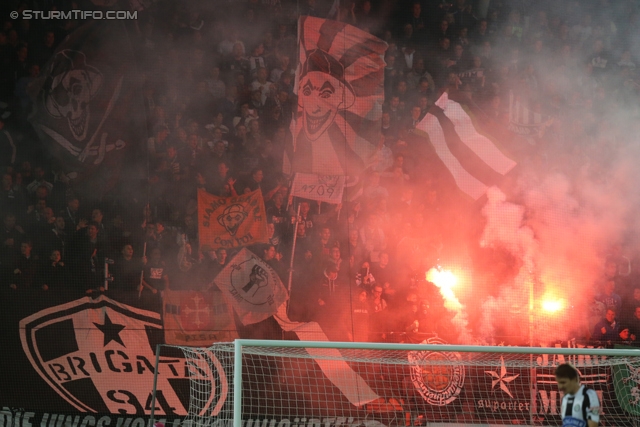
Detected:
[287,17,387,177]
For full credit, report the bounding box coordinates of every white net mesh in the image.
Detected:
[158,342,640,427]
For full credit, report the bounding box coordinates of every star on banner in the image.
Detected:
[93,312,126,347]
[485,356,519,398]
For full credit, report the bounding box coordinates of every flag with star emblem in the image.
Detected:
[163,289,238,346]
[284,16,387,177]
[212,248,288,326]
[18,295,216,415]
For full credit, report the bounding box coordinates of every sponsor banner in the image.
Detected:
[213,248,288,326]
[163,289,238,346]
[291,173,345,204]
[197,189,269,251]
[18,296,226,416]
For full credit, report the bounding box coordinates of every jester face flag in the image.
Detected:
[286,17,387,177]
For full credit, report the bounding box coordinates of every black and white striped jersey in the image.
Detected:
[560,385,601,427]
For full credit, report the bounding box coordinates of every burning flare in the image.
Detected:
[541,298,564,313]
[426,267,473,343]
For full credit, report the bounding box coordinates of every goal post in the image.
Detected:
[151,339,640,427]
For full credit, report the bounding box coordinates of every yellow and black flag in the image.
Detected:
[197,189,269,251]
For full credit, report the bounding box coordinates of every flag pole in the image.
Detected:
[286,203,302,315]
[138,241,147,299]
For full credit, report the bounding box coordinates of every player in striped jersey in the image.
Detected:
[555,363,600,427]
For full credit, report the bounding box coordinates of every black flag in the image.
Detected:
[29,20,145,197]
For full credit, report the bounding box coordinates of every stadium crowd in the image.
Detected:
[1,0,640,345]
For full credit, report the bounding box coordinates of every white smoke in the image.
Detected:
[427,267,474,344]
[477,144,640,345]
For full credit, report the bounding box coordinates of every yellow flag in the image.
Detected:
[197,188,269,250]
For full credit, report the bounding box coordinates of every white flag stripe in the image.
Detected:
[416,114,488,200]
[275,303,380,406]
[444,101,517,175]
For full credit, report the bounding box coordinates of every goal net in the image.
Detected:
[152,340,640,427]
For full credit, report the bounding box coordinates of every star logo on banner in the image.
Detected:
[485,356,519,398]
[93,312,126,347]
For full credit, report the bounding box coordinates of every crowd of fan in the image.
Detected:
[1,0,640,343]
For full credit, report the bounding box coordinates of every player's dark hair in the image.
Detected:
[555,363,579,380]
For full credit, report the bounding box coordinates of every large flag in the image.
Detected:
[290,172,345,204]
[212,248,288,325]
[163,289,238,346]
[29,20,145,196]
[197,189,269,251]
[285,16,387,177]
[415,92,517,200]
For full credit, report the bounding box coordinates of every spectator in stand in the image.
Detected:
[266,192,288,245]
[148,124,171,162]
[350,288,371,342]
[140,247,169,310]
[109,244,144,302]
[36,215,66,260]
[1,212,24,267]
[25,166,53,195]
[369,284,389,340]
[8,240,38,290]
[39,249,68,292]
[205,66,226,101]
[59,196,80,233]
[0,173,26,217]
[371,251,393,288]
[68,221,106,295]
[626,307,640,345]
[592,307,621,345]
[596,279,622,314]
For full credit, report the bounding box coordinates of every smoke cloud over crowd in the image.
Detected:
[1,0,640,348]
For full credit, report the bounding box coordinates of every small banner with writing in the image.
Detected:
[163,289,238,346]
[291,173,345,204]
[213,248,288,325]
[197,189,269,251]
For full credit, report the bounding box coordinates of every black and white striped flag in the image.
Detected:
[415,92,517,201]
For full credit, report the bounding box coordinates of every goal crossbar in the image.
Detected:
[232,339,640,427]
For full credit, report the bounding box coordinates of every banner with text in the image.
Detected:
[291,173,345,204]
[197,189,269,251]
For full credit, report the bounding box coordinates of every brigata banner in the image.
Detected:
[197,189,269,251]
[16,295,225,416]
[163,289,238,346]
[291,173,345,204]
